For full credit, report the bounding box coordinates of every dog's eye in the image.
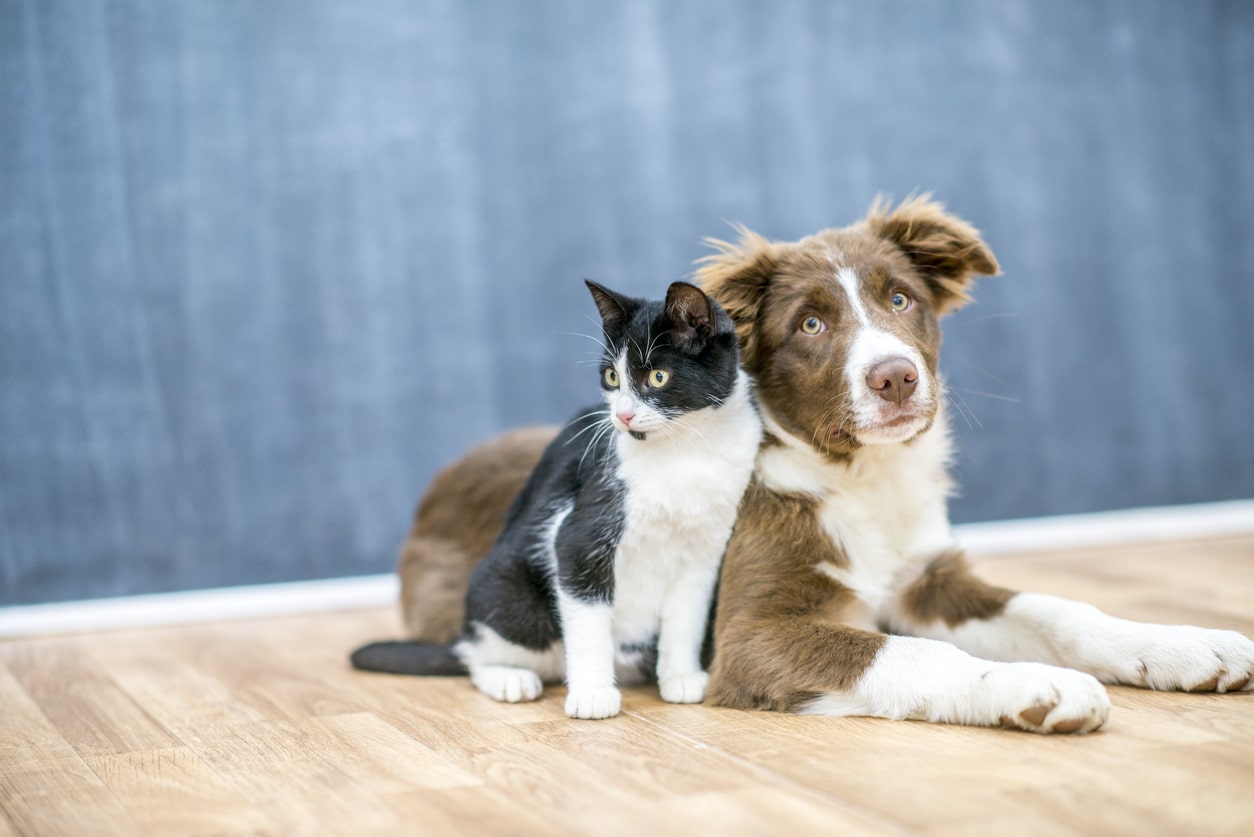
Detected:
[891,292,912,313]
[800,315,826,335]
[604,368,620,388]
[647,369,670,388]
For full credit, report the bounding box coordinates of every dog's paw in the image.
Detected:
[982,663,1110,734]
[565,685,621,719]
[470,665,544,703]
[1103,626,1254,693]
[659,671,708,704]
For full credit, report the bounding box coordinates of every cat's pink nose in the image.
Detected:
[615,409,635,427]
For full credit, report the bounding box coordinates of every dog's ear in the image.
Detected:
[694,226,778,369]
[865,195,1000,316]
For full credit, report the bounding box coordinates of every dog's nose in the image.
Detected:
[866,358,919,404]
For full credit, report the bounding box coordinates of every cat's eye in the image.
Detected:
[604,368,620,388]
[891,292,912,313]
[647,369,670,388]
[800,315,826,335]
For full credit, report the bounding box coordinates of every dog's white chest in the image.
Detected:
[759,418,958,626]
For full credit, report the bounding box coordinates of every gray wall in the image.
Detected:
[3,0,1252,606]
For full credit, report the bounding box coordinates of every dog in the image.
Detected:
[390,197,1254,733]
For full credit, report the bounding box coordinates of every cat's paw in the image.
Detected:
[983,663,1110,734]
[564,686,621,719]
[1100,626,1254,692]
[470,665,544,703]
[659,671,709,704]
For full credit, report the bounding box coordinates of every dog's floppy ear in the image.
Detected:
[694,226,778,369]
[865,195,1000,316]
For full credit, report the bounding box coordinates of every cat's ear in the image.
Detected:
[663,282,718,354]
[864,194,1000,316]
[693,226,779,369]
[585,280,636,333]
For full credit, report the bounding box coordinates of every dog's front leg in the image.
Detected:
[800,633,1111,733]
[890,550,1254,693]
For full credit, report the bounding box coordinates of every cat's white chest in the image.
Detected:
[609,399,760,646]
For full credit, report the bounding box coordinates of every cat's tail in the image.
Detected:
[349,640,468,676]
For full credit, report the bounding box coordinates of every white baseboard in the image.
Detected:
[0,575,398,639]
[1,499,1250,639]
[955,498,1254,557]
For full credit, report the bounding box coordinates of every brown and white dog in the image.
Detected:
[394,197,1254,733]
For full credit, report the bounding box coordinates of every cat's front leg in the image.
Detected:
[558,593,621,719]
[656,561,720,704]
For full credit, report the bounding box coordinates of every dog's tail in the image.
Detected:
[350,640,468,676]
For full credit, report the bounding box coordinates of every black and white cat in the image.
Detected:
[351,280,762,719]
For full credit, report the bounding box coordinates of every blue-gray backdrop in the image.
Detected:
[3,0,1253,606]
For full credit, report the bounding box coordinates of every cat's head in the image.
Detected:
[586,280,740,440]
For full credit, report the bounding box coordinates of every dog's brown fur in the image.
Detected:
[899,550,1016,629]
[700,477,887,711]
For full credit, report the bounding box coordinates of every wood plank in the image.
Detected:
[381,785,583,837]
[77,631,270,749]
[0,662,77,765]
[0,639,180,758]
[83,747,274,836]
[189,718,411,835]
[0,752,144,837]
[295,713,482,793]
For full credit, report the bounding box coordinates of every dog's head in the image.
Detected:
[695,196,999,459]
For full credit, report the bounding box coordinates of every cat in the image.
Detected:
[351,279,763,719]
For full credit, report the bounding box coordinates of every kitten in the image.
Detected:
[351,280,762,719]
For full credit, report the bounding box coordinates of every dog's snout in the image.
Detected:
[866,357,919,405]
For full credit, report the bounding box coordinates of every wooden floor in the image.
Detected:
[2,535,1253,836]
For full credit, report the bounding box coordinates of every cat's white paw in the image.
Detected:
[565,686,621,719]
[1099,626,1254,692]
[982,663,1110,734]
[659,671,708,704]
[470,665,544,703]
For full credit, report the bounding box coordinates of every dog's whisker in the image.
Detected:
[945,393,976,431]
[949,390,984,430]
[953,387,1019,404]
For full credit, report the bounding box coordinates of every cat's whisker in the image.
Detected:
[577,419,616,472]
[666,416,707,441]
[627,331,646,363]
[574,419,614,471]
[563,330,612,356]
[644,328,672,367]
[564,412,614,447]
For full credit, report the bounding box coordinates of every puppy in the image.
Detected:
[389,197,1254,733]
[696,196,1252,732]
